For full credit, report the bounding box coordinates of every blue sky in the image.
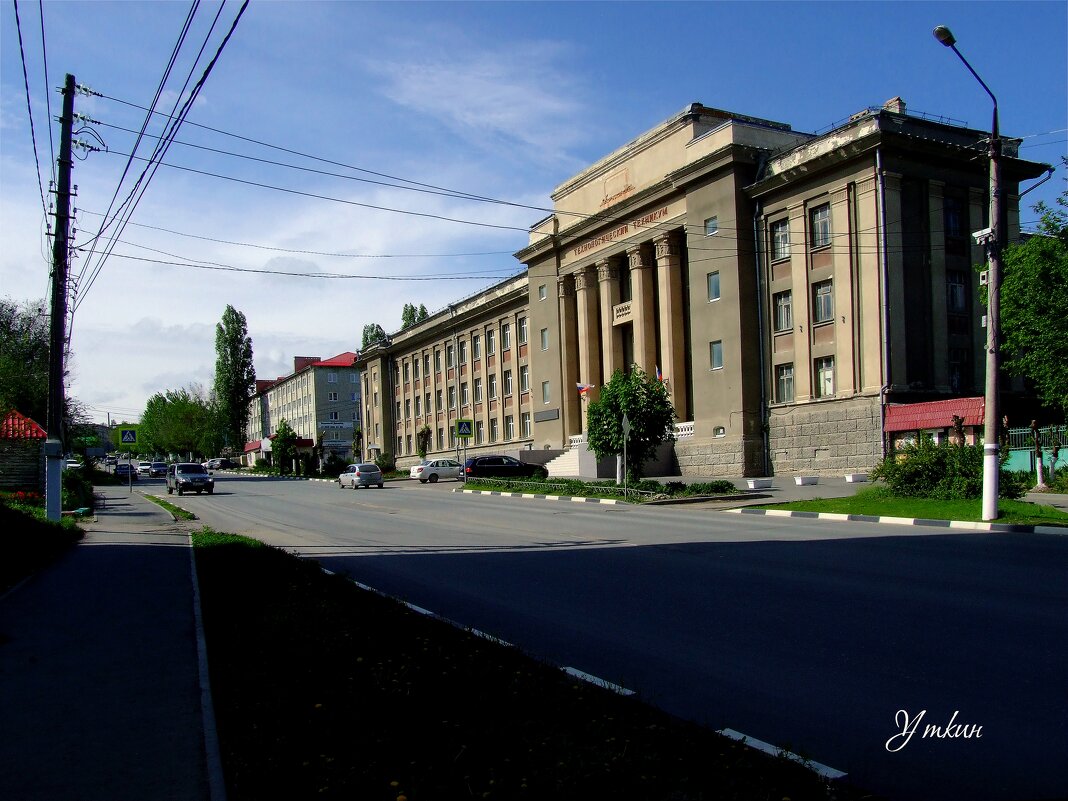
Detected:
[2,1,1065,425]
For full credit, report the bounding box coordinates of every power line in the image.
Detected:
[12,0,51,230]
[38,0,55,183]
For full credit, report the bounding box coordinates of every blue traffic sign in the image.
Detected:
[120,429,137,443]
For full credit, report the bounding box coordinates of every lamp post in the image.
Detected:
[934,25,1003,521]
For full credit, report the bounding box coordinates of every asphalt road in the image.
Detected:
[173,474,1068,801]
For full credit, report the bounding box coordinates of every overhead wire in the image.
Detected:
[12,0,51,231]
[37,0,56,183]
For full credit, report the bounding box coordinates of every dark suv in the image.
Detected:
[167,462,215,495]
[463,455,547,480]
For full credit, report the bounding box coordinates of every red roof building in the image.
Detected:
[0,410,47,439]
[883,397,985,433]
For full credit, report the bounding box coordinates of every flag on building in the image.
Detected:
[576,383,594,396]
[655,365,663,382]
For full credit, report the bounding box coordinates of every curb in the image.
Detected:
[728,507,1068,535]
[454,488,622,505]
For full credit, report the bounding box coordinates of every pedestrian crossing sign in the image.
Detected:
[455,419,473,439]
[120,429,137,443]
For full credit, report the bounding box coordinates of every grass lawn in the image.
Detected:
[192,529,872,801]
[1,501,84,595]
[142,493,197,520]
[461,476,739,503]
[753,485,1068,527]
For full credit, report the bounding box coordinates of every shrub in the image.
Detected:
[61,469,96,510]
[374,451,396,473]
[870,437,1025,500]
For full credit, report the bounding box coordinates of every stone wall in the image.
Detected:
[767,395,883,476]
[676,435,756,478]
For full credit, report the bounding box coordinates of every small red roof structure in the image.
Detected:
[313,351,358,368]
[883,397,985,433]
[0,410,47,439]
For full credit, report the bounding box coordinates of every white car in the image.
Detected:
[409,458,463,483]
[137,461,152,476]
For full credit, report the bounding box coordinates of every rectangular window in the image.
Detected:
[435,349,442,372]
[474,377,483,403]
[488,373,497,399]
[541,381,551,404]
[709,340,723,370]
[424,393,430,415]
[437,428,445,450]
[424,354,430,376]
[404,399,411,419]
[461,382,469,406]
[413,360,419,380]
[489,418,498,443]
[414,396,421,416]
[436,389,443,410]
[774,290,793,332]
[396,400,401,419]
[771,219,790,260]
[328,391,338,401]
[472,334,481,361]
[815,356,835,398]
[518,317,528,344]
[448,385,457,410]
[503,370,512,396]
[505,415,514,440]
[446,344,455,368]
[406,434,412,454]
[486,328,496,355]
[327,372,338,384]
[707,271,720,302]
[521,412,531,438]
[350,373,358,383]
[944,197,963,238]
[540,328,549,351]
[704,216,719,236]
[501,323,511,350]
[947,270,967,313]
[397,435,403,454]
[329,411,339,421]
[538,284,547,301]
[813,280,834,324]
[776,363,795,403]
[475,420,484,445]
[520,365,529,392]
[459,339,468,364]
[810,203,831,249]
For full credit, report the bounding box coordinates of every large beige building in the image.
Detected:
[360,99,1049,477]
[244,353,361,465]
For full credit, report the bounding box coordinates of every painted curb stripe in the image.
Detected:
[455,488,620,505]
[717,728,847,780]
[726,508,1066,535]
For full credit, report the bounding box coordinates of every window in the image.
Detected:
[459,339,468,364]
[472,335,481,361]
[540,328,549,351]
[520,365,529,392]
[329,411,339,421]
[713,426,726,437]
[475,420,484,445]
[488,373,497,399]
[474,377,483,403]
[350,392,357,401]
[375,422,381,439]
[774,290,793,332]
[538,284,547,301]
[446,344,455,368]
[813,280,834,324]
[436,389,443,410]
[406,435,412,454]
[949,348,968,393]
[809,203,831,248]
[776,363,795,403]
[413,360,419,380]
[518,317,528,344]
[709,340,723,371]
[815,356,835,398]
[424,393,430,415]
[404,399,411,419]
[350,373,358,383]
[501,323,511,349]
[435,349,442,372]
[486,328,496,355]
[707,271,720,302]
[947,270,967,313]
[503,370,512,396]
[771,219,790,260]
[505,415,514,441]
[448,385,456,409]
[461,382,469,406]
[541,381,551,404]
[424,354,430,376]
[521,412,531,438]
[489,418,498,443]
[328,391,338,401]
[327,372,338,384]
[414,396,421,416]
[397,435,403,454]
[944,197,963,238]
[704,216,719,236]
[396,400,401,419]
[437,427,445,450]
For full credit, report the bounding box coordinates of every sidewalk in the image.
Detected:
[0,487,221,801]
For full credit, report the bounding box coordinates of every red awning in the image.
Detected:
[884,397,984,433]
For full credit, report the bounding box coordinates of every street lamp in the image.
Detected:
[934,25,1003,521]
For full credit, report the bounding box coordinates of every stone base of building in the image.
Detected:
[767,395,883,476]
[676,433,764,478]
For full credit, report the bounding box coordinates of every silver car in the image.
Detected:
[409,458,462,483]
[338,463,384,489]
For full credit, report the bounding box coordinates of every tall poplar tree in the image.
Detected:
[213,305,256,453]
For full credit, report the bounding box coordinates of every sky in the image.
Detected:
[2,1,1065,426]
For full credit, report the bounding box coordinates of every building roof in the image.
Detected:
[883,397,985,433]
[314,351,358,368]
[1,409,47,439]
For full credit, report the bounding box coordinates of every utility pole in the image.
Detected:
[44,74,76,522]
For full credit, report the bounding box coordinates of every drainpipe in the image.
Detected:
[876,147,891,457]
[753,198,770,477]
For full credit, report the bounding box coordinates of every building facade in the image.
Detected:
[244,353,361,465]
[513,100,1047,477]
[357,274,547,469]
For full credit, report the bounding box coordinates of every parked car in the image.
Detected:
[105,455,118,466]
[63,458,81,470]
[409,458,463,483]
[149,461,167,478]
[338,463,384,489]
[137,461,152,476]
[203,457,236,470]
[463,455,547,480]
[166,463,214,495]
[115,463,137,480]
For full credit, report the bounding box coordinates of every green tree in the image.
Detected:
[417,303,429,322]
[213,305,256,454]
[138,386,218,458]
[273,418,298,474]
[585,367,676,481]
[361,323,386,349]
[401,304,417,329]
[0,298,49,424]
[999,182,1068,416]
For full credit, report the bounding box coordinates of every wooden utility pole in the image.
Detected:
[44,74,76,521]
